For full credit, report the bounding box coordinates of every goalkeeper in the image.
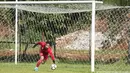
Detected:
[33,41,56,71]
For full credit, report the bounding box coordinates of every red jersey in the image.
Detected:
[36,42,55,60]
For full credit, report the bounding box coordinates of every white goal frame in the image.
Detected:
[0,1,103,72]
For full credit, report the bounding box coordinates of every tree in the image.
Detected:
[19,10,91,43]
[103,0,130,6]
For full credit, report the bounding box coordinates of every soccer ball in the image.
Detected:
[51,64,57,70]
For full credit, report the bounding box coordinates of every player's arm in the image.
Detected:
[32,42,42,48]
[32,43,38,48]
[48,48,55,64]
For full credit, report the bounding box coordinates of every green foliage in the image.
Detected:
[19,10,91,43]
[96,8,130,39]
[0,8,15,42]
[0,8,15,29]
[103,0,130,6]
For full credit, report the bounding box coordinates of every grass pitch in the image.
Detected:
[1,60,130,73]
[0,63,91,73]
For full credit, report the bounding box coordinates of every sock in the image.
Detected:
[35,67,38,68]
[36,59,43,67]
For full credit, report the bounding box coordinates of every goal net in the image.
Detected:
[0,1,130,72]
[0,6,15,62]
[95,6,130,72]
[17,4,92,64]
[0,3,93,71]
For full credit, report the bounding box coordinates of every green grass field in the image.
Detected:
[96,61,130,72]
[0,62,91,73]
[1,59,130,73]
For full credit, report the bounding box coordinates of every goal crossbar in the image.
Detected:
[0,1,103,4]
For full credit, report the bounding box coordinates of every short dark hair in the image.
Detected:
[46,41,52,46]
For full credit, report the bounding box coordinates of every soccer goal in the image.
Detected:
[1,1,130,73]
[6,1,130,73]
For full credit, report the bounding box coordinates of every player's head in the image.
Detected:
[45,41,52,49]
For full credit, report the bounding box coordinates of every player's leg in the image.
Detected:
[34,53,44,71]
[42,54,48,64]
[36,55,44,67]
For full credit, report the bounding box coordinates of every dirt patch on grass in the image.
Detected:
[0,50,14,56]
[0,49,128,63]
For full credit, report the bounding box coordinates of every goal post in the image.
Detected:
[0,1,103,72]
[91,2,96,72]
[15,0,18,65]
